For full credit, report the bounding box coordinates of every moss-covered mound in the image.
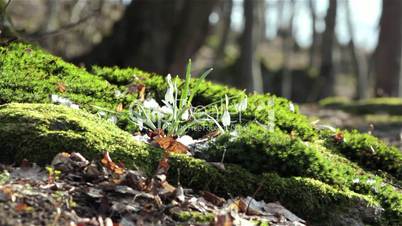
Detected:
[1,42,402,225]
[0,103,379,225]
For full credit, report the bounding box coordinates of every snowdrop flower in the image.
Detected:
[289,102,295,112]
[143,98,160,110]
[181,109,190,120]
[164,74,175,104]
[222,110,231,127]
[98,111,106,117]
[109,115,117,124]
[236,96,248,112]
[160,105,173,115]
[70,104,80,110]
[114,90,123,98]
[366,178,376,185]
[51,94,60,103]
[352,178,360,184]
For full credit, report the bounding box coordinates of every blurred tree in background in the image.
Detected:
[374,0,402,97]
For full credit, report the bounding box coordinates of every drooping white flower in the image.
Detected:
[98,111,106,117]
[352,178,360,184]
[366,178,376,185]
[164,74,175,104]
[160,105,173,115]
[51,94,60,103]
[236,96,248,112]
[289,102,295,112]
[114,90,123,98]
[109,115,117,124]
[165,87,174,104]
[222,110,231,127]
[181,109,190,120]
[70,104,80,110]
[143,98,160,110]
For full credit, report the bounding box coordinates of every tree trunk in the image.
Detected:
[214,0,233,67]
[317,0,337,98]
[308,0,317,68]
[281,0,295,99]
[344,0,368,99]
[0,0,14,40]
[374,0,402,97]
[74,0,217,76]
[239,0,264,93]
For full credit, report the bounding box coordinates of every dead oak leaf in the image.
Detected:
[154,136,189,154]
[56,82,66,93]
[101,152,125,175]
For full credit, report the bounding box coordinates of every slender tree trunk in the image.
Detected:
[0,0,14,40]
[345,0,368,99]
[318,0,337,98]
[214,0,233,67]
[239,0,264,93]
[308,0,317,68]
[281,0,295,99]
[75,0,218,76]
[374,0,402,97]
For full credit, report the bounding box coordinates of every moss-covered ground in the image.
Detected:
[1,42,402,225]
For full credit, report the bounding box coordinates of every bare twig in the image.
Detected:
[24,9,101,40]
[245,182,263,215]
[4,0,12,11]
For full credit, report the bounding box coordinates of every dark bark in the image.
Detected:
[281,0,295,99]
[308,0,317,68]
[317,0,337,98]
[74,0,217,76]
[0,0,14,40]
[214,0,233,67]
[374,0,402,97]
[345,0,368,99]
[239,0,264,93]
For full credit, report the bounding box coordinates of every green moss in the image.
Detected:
[0,42,139,131]
[0,103,159,173]
[201,123,402,223]
[0,103,383,225]
[320,129,402,181]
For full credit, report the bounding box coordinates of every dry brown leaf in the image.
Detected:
[101,152,125,175]
[56,82,66,93]
[155,136,189,154]
[138,84,146,101]
[147,128,165,140]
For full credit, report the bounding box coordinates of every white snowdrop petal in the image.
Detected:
[165,87,175,104]
[143,99,160,110]
[181,109,189,120]
[222,110,231,127]
[70,104,80,109]
[51,94,60,103]
[289,102,295,112]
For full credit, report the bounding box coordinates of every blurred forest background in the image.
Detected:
[0,0,399,103]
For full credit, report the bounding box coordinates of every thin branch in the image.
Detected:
[24,8,101,40]
[4,0,12,11]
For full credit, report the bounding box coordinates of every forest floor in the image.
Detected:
[300,104,402,150]
[0,153,306,226]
